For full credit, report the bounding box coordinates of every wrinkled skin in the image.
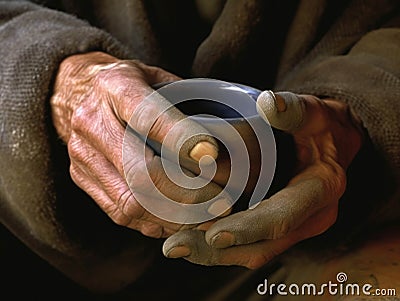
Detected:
[163,91,364,268]
[51,52,225,238]
[51,51,364,269]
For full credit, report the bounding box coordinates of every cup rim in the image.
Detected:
[152,80,261,122]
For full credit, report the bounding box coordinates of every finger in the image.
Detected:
[69,161,169,238]
[204,176,330,248]
[122,130,232,213]
[70,131,231,225]
[163,204,338,268]
[70,112,229,212]
[69,93,127,176]
[162,229,297,269]
[68,136,186,233]
[134,61,182,85]
[99,63,219,163]
[256,91,305,132]
[257,91,335,137]
[126,88,219,164]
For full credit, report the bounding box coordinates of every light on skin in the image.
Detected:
[189,141,218,163]
[207,198,232,217]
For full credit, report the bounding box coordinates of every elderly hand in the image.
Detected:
[50,52,227,238]
[162,91,364,267]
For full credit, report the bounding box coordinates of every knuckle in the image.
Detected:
[250,207,290,240]
[125,157,146,183]
[246,252,275,269]
[49,92,63,108]
[161,227,176,238]
[69,164,81,184]
[105,203,132,227]
[93,64,151,123]
[125,155,156,194]
[207,252,222,266]
[94,61,143,94]
[70,104,96,133]
[321,162,347,200]
[93,68,114,88]
[131,101,161,135]
[129,94,179,139]
[115,60,142,71]
[117,189,144,220]
[67,134,96,166]
[146,157,166,191]
[270,220,290,240]
[116,189,132,212]
[67,136,84,160]
[147,116,165,140]
[139,222,163,238]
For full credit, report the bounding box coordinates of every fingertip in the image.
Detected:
[257,90,304,132]
[189,141,218,163]
[257,90,286,113]
[164,245,191,258]
[256,90,278,123]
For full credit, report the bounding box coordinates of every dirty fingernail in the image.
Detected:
[211,232,235,248]
[189,141,218,163]
[166,246,191,258]
[274,93,287,112]
[207,198,232,217]
[258,90,286,113]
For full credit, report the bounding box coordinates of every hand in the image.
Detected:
[162,91,364,267]
[50,52,227,238]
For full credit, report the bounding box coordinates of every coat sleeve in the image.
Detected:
[0,1,158,293]
[277,25,400,227]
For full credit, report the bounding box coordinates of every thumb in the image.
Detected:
[256,90,305,133]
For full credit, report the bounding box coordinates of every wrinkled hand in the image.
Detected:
[163,91,364,267]
[51,52,226,238]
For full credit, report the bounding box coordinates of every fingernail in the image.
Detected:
[211,232,235,248]
[166,246,191,258]
[207,198,232,217]
[258,90,286,113]
[257,91,303,132]
[274,93,287,112]
[189,141,218,164]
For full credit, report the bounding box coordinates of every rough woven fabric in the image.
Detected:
[0,0,399,295]
[0,1,160,292]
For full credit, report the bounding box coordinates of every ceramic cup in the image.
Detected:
[150,79,292,212]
